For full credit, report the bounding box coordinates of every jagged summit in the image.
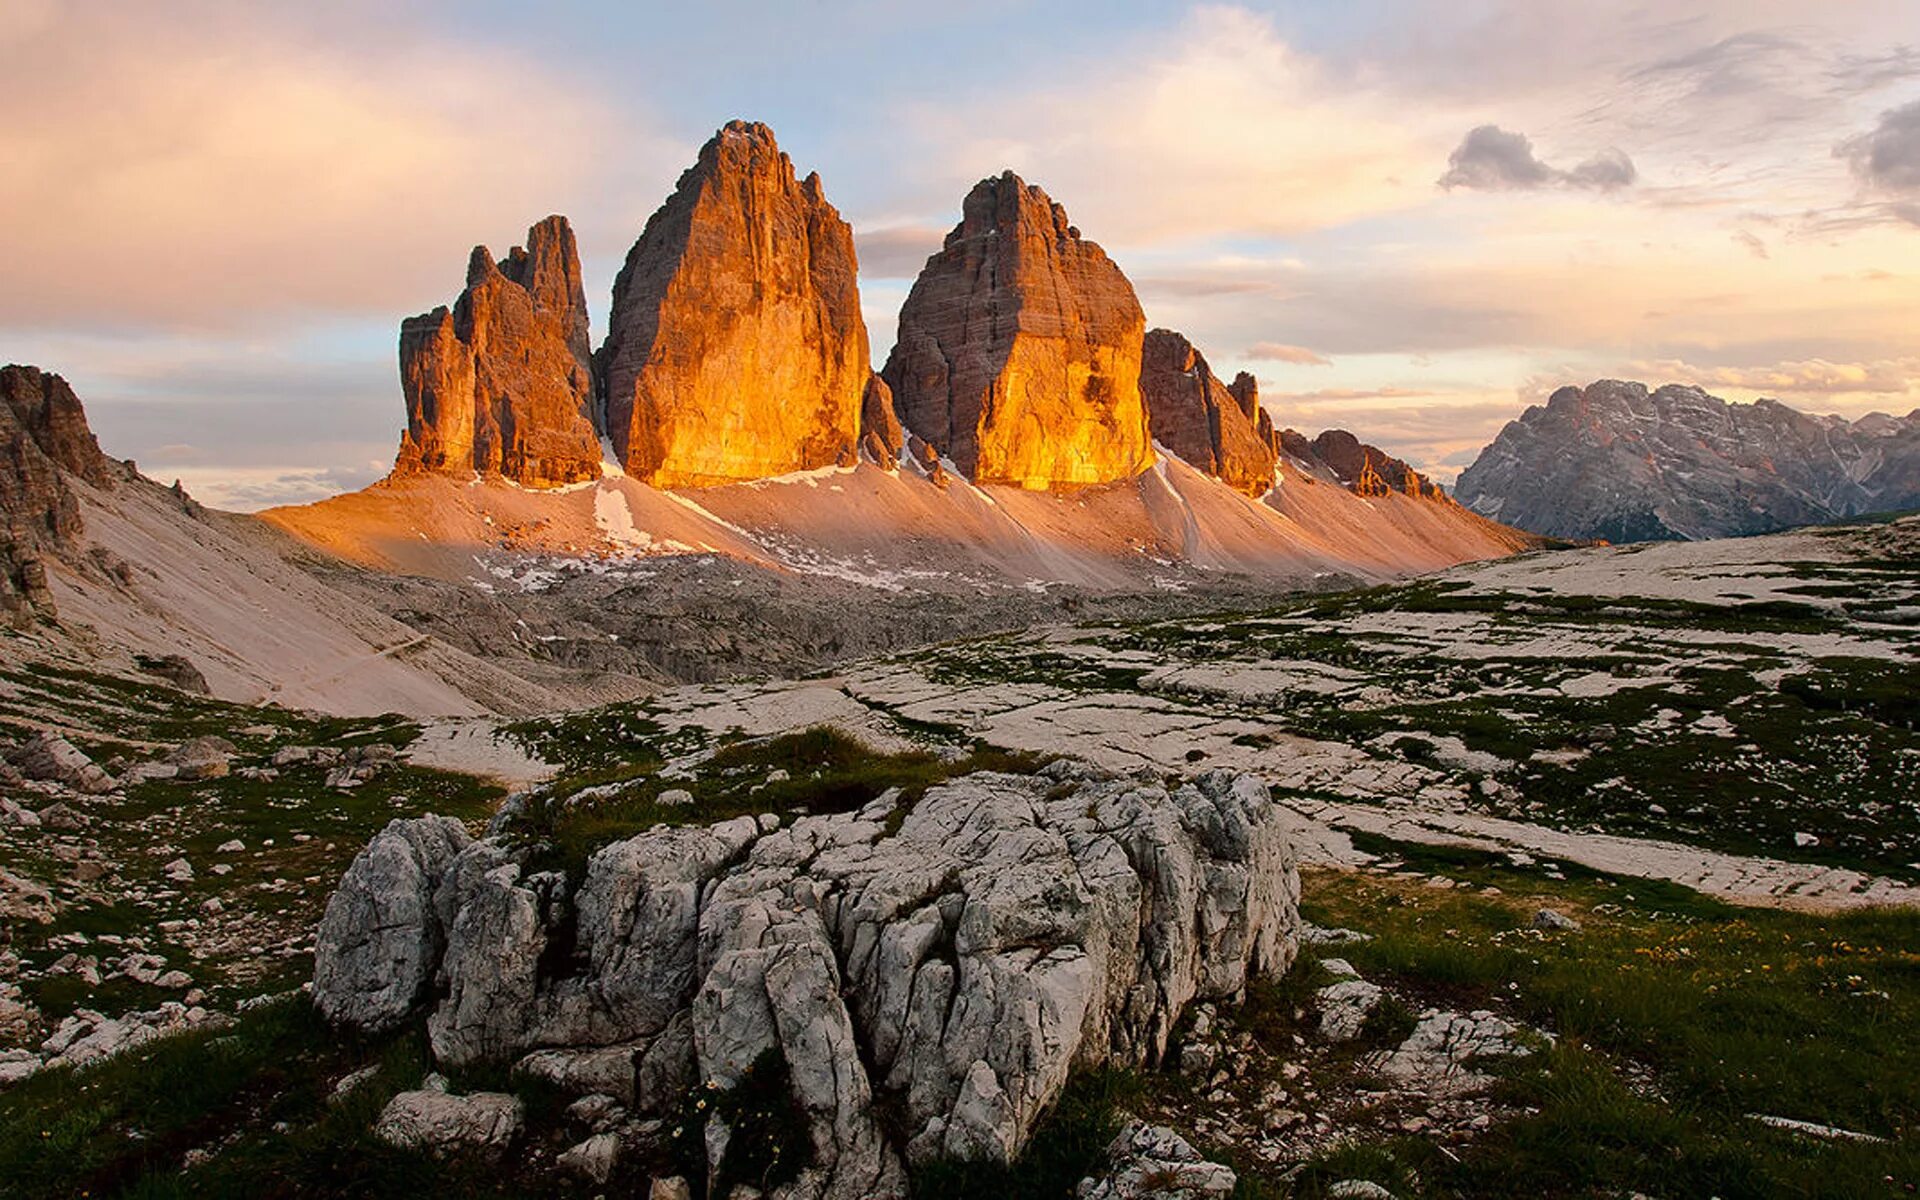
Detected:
[393,215,600,488]
[598,120,871,488]
[1456,379,1920,541]
[1140,328,1277,496]
[883,171,1154,489]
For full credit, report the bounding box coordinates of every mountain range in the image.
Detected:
[1457,379,1920,542]
[0,120,1534,716]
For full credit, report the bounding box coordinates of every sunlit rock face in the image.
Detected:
[1140,329,1277,496]
[393,216,601,488]
[598,121,867,488]
[883,172,1153,489]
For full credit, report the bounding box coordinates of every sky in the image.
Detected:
[4,0,1919,508]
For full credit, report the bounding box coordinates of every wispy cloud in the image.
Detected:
[0,3,678,329]
[1245,342,1332,366]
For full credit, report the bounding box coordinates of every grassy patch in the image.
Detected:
[1256,852,1920,1198]
[505,726,1045,877]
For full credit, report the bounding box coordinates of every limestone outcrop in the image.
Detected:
[883,172,1154,489]
[393,216,601,488]
[313,764,1301,1197]
[1140,330,1277,496]
[599,121,868,488]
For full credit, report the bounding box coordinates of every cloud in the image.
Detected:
[1627,356,1920,396]
[1245,342,1331,366]
[1838,99,1920,198]
[161,464,388,512]
[0,4,678,330]
[896,6,1436,244]
[1439,125,1637,192]
[854,225,947,280]
[1732,230,1770,258]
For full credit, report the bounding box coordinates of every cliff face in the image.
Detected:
[1455,380,1920,541]
[599,121,868,488]
[1140,329,1277,495]
[394,216,601,488]
[883,172,1153,489]
[0,366,121,626]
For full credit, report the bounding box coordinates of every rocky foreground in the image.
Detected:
[312,764,1300,1197]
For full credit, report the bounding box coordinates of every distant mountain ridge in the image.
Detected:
[1455,380,1920,541]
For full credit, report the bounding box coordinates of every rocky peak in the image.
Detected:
[1457,379,1920,541]
[598,120,868,488]
[1306,430,1444,500]
[883,171,1154,489]
[0,366,123,627]
[1139,329,1277,496]
[393,216,601,489]
[0,366,115,492]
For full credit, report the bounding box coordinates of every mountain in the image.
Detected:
[883,171,1154,489]
[0,366,611,715]
[1456,379,1920,541]
[0,120,1540,717]
[1140,328,1277,496]
[394,216,601,488]
[599,121,872,487]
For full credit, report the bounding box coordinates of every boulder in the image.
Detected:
[1371,1008,1539,1097]
[557,1131,622,1183]
[1139,329,1276,495]
[1316,978,1384,1041]
[311,815,473,1032]
[883,172,1153,488]
[1075,1120,1236,1199]
[11,732,114,794]
[373,1078,524,1157]
[599,121,868,487]
[169,735,236,781]
[135,654,210,695]
[314,768,1300,1197]
[393,216,601,488]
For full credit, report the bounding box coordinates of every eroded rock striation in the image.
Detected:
[884,172,1154,489]
[1140,330,1277,495]
[599,121,868,488]
[1456,379,1920,541]
[393,216,602,488]
[314,764,1300,1197]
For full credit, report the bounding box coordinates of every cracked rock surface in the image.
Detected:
[314,765,1301,1198]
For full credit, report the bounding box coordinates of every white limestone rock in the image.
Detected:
[1076,1120,1236,1199]
[373,1083,524,1157]
[313,767,1302,1197]
[311,815,472,1032]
